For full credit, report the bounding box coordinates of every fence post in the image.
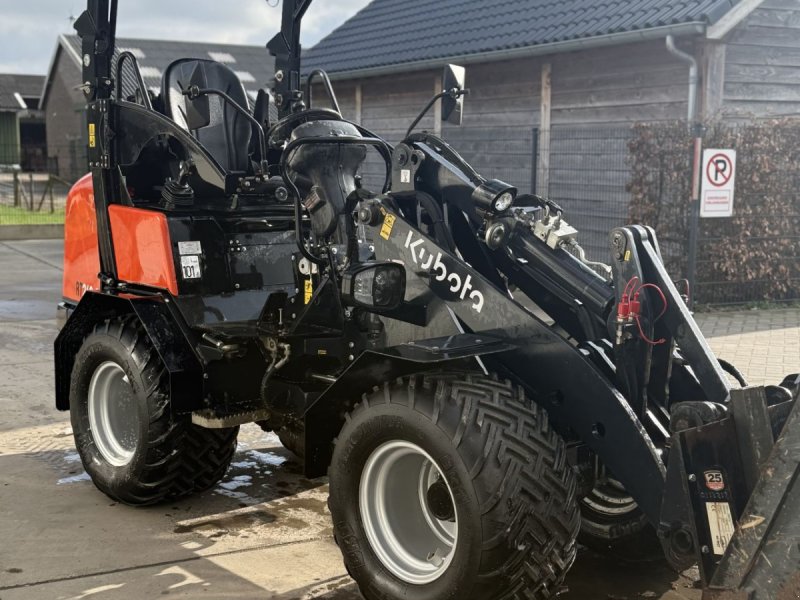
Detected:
[537,63,552,197]
[13,171,19,207]
[530,128,539,195]
[28,173,34,211]
[686,123,706,309]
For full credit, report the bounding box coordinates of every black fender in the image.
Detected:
[303,333,515,477]
[54,291,204,415]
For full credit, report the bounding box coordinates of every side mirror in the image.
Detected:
[184,62,211,130]
[441,64,466,126]
[342,262,406,311]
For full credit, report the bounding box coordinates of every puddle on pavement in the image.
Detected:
[173,510,276,535]
[57,471,91,485]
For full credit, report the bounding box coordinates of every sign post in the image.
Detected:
[701,149,737,218]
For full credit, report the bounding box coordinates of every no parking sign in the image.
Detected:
[701,149,737,218]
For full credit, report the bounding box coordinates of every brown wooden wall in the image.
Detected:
[723,0,800,119]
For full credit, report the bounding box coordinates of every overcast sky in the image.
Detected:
[0,0,371,75]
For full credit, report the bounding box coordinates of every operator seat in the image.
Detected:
[162,58,252,173]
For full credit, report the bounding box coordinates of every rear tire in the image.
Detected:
[69,316,238,505]
[328,373,580,600]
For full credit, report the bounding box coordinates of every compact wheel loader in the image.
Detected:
[55,1,800,598]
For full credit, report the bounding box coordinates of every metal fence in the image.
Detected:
[0,144,87,226]
[538,127,633,261]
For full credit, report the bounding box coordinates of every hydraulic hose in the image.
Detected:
[719,358,748,387]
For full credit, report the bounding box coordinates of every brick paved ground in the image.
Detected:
[696,309,800,386]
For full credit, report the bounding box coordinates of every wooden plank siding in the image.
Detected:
[550,40,692,126]
[357,70,438,190]
[443,58,541,193]
[335,60,542,193]
[545,39,692,258]
[722,0,800,119]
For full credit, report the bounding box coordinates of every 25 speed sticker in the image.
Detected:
[704,470,726,492]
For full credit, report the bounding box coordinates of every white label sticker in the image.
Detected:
[401,169,411,184]
[706,502,735,555]
[178,241,202,255]
[180,255,201,279]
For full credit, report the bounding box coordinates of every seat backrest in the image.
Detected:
[162,58,252,173]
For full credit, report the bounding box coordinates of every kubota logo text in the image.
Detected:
[404,231,485,313]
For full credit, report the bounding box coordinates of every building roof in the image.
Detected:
[43,34,273,107]
[0,74,45,111]
[304,0,746,76]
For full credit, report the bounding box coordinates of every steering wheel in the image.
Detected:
[267,108,343,146]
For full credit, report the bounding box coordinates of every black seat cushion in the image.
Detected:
[162,58,252,173]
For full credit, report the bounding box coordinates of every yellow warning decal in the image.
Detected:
[624,250,631,262]
[380,214,397,240]
[304,279,313,304]
[317,349,328,356]
[88,123,96,148]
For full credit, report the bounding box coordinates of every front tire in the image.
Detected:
[328,374,580,600]
[70,316,238,505]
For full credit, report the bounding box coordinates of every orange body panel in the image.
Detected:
[108,205,179,295]
[62,174,101,302]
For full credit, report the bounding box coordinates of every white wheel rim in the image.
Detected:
[88,361,139,467]
[359,440,458,584]
[583,465,639,516]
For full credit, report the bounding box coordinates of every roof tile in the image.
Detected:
[304,0,740,74]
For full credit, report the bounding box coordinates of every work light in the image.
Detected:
[472,179,517,214]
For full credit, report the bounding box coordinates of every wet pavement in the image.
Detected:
[1,239,797,599]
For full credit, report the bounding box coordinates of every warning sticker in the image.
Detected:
[180,255,201,279]
[304,279,313,304]
[88,123,96,148]
[706,502,735,555]
[179,241,202,255]
[380,214,397,240]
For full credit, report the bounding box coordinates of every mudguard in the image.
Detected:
[54,291,204,415]
[303,333,516,477]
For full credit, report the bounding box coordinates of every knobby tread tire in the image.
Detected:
[329,372,580,600]
[70,316,238,506]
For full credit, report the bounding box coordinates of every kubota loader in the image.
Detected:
[55,1,799,598]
